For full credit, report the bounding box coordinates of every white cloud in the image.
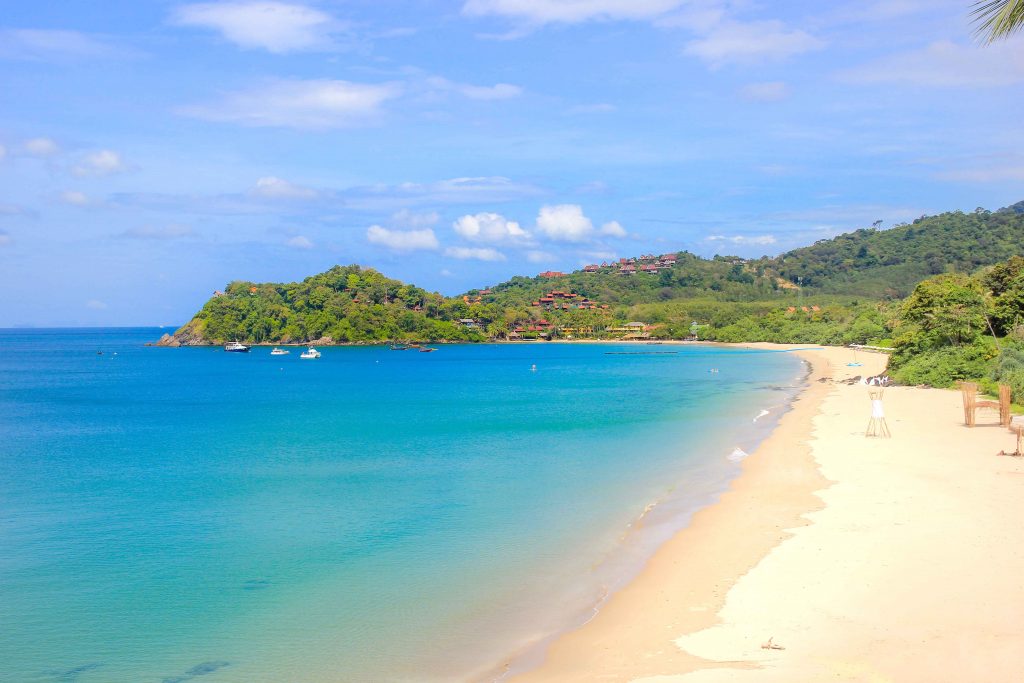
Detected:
[286,235,314,248]
[72,150,128,177]
[425,76,523,100]
[391,209,439,228]
[576,180,611,194]
[684,20,823,67]
[253,176,317,199]
[180,78,400,129]
[453,212,529,243]
[366,225,439,251]
[526,249,555,263]
[739,81,791,102]
[86,299,108,310]
[119,224,195,240]
[462,0,685,24]
[0,230,10,246]
[566,103,616,114]
[838,39,1024,87]
[60,191,90,206]
[445,246,507,261]
[171,1,341,53]
[936,166,1024,182]
[345,176,542,211]
[440,268,454,276]
[535,204,594,242]
[23,137,60,156]
[706,234,777,245]
[0,144,5,161]
[600,220,627,237]
[0,29,123,61]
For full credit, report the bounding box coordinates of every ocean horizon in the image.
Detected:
[0,328,803,682]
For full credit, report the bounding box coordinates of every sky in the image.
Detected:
[0,0,1022,326]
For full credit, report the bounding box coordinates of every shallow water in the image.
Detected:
[0,329,801,682]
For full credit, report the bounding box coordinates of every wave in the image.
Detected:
[727,447,749,462]
[752,409,770,423]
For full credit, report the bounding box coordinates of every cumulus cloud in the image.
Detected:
[60,191,90,206]
[366,225,439,251]
[179,78,400,129]
[684,20,823,67]
[23,137,60,156]
[118,224,195,240]
[706,234,777,245]
[286,235,314,248]
[452,212,529,243]
[252,176,317,199]
[445,246,507,261]
[86,299,108,310]
[0,230,10,246]
[600,220,627,237]
[171,1,342,53]
[837,40,1024,87]
[72,150,128,177]
[535,204,594,242]
[739,81,791,102]
[462,0,685,24]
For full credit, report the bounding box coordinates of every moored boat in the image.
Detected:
[224,341,250,353]
[270,347,290,355]
[300,347,321,359]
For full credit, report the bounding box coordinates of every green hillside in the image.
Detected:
[163,200,1023,346]
[767,203,1024,297]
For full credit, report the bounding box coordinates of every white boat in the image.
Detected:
[270,347,290,355]
[300,347,321,359]
[224,341,250,353]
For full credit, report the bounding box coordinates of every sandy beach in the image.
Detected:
[508,344,1024,683]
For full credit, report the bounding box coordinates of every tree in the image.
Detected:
[898,273,989,348]
[972,0,1024,43]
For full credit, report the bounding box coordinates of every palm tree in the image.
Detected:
[972,0,1024,43]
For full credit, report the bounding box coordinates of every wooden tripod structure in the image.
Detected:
[865,387,891,438]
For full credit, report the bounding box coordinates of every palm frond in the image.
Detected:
[971,0,1024,43]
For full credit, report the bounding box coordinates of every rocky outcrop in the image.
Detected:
[155,333,180,347]
[155,320,209,346]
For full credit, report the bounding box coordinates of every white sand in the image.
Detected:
[509,345,1024,683]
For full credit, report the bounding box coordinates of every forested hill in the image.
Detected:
[766,203,1024,297]
[162,200,1023,345]
[475,202,1024,305]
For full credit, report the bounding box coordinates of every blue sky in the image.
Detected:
[1,0,1022,326]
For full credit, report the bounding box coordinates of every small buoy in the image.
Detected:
[530,364,537,372]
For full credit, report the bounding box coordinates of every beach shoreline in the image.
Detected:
[503,343,1024,682]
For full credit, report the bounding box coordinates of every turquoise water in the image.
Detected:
[0,329,803,683]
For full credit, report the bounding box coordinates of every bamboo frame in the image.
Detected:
[960,382,1012,428]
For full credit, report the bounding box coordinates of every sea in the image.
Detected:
[0,328,805,683]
